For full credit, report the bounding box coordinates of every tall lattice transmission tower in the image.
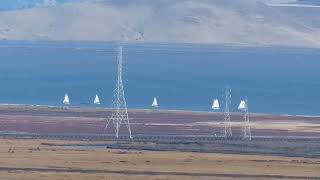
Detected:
[223,86,232,137]
[241,98,251,140]
[105,46,132,139]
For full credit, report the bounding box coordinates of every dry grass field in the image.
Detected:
[0,139,319,180]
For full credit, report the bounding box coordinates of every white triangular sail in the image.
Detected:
[94,94,101,105]
[212,99,220,110]
[238,100,246,110]
[152,97,158,108]
[243,100,247,109]
[63,93,70,105]
[238,100,243,110]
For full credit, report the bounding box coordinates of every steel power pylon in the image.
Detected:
[242,97,251,140]
[223,86,232,138]
[105,46,132,139]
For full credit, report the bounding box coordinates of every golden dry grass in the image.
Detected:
[0,139,319,180]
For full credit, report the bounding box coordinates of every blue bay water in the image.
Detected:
[0,41,319,115]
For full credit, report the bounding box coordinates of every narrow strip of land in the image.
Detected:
[0,104,319,137]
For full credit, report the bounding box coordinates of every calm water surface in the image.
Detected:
[0,41,319,115]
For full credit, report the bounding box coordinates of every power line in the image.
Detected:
[105,46,132,139]
[223,86,232,138]
[242,97,251,140]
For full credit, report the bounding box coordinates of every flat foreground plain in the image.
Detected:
[0,105,319,179]
[0,139,320,180]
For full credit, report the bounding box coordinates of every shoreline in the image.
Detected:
[0,103,319,118]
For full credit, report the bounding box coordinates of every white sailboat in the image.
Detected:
[238,100,246,110]
[152,97,158,108]
[63,93,70,105]
[212,99,220,110]
[94,94,101,105]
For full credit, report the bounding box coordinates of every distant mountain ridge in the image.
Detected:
[0,0,161,11]
[0,0,318,47]
[0,0,319,11]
